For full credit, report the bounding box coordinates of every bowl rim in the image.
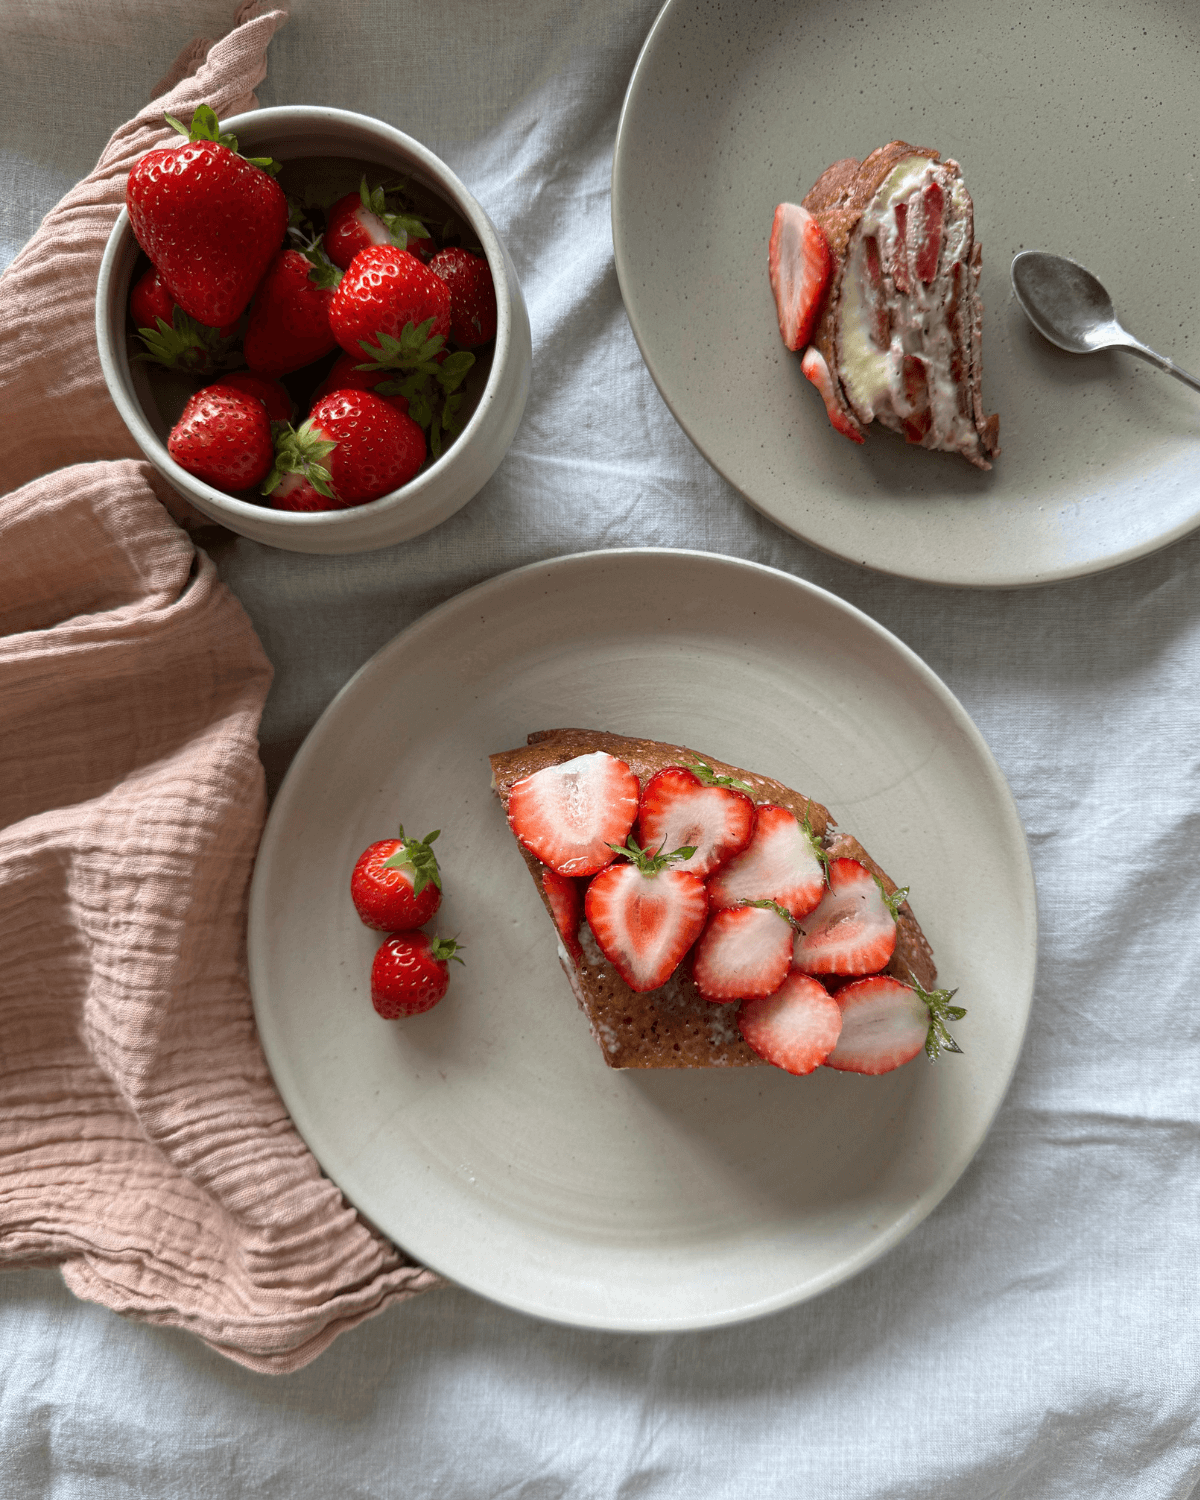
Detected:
[97,103,516,528]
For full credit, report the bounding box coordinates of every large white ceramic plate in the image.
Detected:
[249,549,1036,1329]
[612,0,1200,587]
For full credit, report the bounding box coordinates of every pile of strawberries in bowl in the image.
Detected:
[122,104,498,513]
[100,104,531,552]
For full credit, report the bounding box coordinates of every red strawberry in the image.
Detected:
[243,247,340,377]
[507,752,640,877]
[768,203,833,351]
[130,267,241,374]
[350,826,442,932]
[707,804,825,919]
[914,180,944,285]
[541,867,584,964]
[264,390,427,511]
[428,248,497,348]
[329,246,452,364]
[636,764,754,879]
[691,902,794,1004]
[825,973,965,1074]
[738,971,843,1075]
[325,179,434,272]
[211,370,293,423]
[311,353,409,416]
[126,104,288,328]
[370,932,463,1019]
[167,384,274,491]
[129,266,178,329]
[800,346,867,444]
[583,838,708,992]
[792,858,897,976]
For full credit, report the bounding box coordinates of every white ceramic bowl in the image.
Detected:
[97,106,532,554]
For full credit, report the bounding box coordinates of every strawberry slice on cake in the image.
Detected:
[491,729,959,1075]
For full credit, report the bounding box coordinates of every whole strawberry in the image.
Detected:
[126,104,288,327]
[264,389,427,511]
[130,266,241,374]
[167,384,274,491]
[329,245,451,363]
[325,178,434,271]
[351,826,442,931]
[371,933,464,1018]
[244,246,340,377]
[428,248,497,348]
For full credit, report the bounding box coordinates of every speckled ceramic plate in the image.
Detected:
[612,0,1200,587]
[248,549,1036,1330]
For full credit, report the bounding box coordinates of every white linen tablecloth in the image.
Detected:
[4,1,1200,1495]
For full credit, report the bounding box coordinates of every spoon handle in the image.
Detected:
[1124,340,1200,396]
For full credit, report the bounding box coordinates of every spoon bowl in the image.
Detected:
[1011,251,1200,395]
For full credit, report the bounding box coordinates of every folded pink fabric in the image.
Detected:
[0,7,442,1373]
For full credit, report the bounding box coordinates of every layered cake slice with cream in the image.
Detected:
[769,141,999,468]
[490,729,964,1076]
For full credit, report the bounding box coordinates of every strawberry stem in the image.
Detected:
[907,971,966,1060]
[380,827,442,894]
[164,103,281,175]
[606,834,696,875]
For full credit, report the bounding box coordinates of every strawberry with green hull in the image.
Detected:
[583,837,708,993]
[823,973,964,1074]
[351,826,443,932]
[371,933,464,1018]
[264,390,426,512]
[126,104,287,328]
[325,178,434,271]
[636,763,754,878]
[130,267,242,375]
[329,245,451,361]
[428,247,497,348]
[167,383,274,491]
[243,244,341,377]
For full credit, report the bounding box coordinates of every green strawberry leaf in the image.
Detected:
[262,419,338,498]
[908,972,966,1061]
[430,937,465,965]
[380,826,443,894]
[686,760,755,793]
[165,104,280,173]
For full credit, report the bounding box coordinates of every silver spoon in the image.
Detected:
[1011,250,1200,396]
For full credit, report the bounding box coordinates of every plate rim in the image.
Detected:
[248,547,1039,1329]
[610,0,1200,590]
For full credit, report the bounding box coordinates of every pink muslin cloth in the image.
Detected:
[0,7,441,1373]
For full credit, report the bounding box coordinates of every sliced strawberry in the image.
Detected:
[792,857,897,976]
[914,180,944,284]
[707,805,824,919]
[823,974,927,1075]
[692,902,794,1004]
[541,866,583,964]
[637,766,754,879]
[891,201,910,293]
[507,752,639,877]
[583,840,708,992]
[800,346,866,444]
[768,203,833,352]
[738,971,843,1075]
